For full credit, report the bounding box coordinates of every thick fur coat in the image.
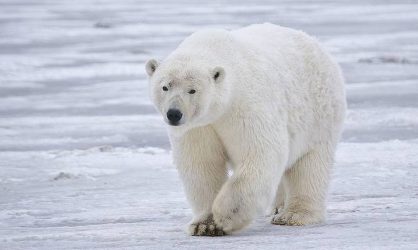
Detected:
[146,23,346,236]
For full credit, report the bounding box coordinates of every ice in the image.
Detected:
[0,0,417,249]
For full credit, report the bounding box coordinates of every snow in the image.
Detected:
[1,0,418,249]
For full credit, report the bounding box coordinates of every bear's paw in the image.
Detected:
[188,214,225,237]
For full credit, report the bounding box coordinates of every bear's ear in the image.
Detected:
[212,66,225,83]
[145,59,159,77]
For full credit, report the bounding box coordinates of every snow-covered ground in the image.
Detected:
[1,0,418,249]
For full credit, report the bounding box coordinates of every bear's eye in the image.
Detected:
[162,86,168,91]
[188,89,196,94]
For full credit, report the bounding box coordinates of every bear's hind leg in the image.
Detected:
[271,143,334,226]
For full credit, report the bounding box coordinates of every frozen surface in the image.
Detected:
[1,0,418,249]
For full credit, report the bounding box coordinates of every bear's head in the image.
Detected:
[145,57,230,131]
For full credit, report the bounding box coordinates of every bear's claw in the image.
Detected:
[189,215,226,236]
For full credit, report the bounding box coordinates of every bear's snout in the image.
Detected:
[167,109,183,126]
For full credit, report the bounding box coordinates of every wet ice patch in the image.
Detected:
[358,55,417,64]
[52,172,77,181]
[94,21,113,29]
[51,168,120,181]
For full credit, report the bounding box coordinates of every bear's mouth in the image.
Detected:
[168,121,181,126]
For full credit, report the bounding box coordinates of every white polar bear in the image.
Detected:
[145,23,346,236]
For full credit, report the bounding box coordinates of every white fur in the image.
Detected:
[146,23,346,236]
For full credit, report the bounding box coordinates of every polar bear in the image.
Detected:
[145,23,346,236]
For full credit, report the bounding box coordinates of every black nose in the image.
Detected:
[167,109,183,125]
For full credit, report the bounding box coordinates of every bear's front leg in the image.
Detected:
[171,126,228,236]
[212,152,286,234]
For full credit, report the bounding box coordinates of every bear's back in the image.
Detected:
[231,23,318,60]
